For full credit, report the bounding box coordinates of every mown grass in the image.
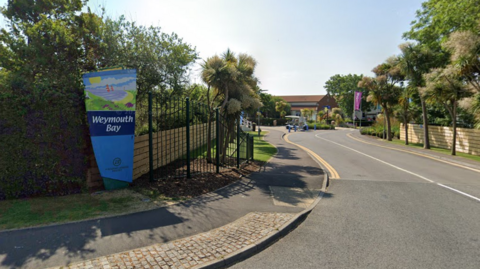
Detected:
[181,132,277,163]
[0,189,168,231]
[387,139,480,163]
[247,131,277,162]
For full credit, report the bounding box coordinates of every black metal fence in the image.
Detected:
[147,92,254,180]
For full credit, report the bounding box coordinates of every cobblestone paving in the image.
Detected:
[50,212,295,269]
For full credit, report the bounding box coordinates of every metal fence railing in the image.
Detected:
[147,92,254,180]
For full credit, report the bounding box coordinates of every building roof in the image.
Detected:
[277,95,324,103]
[290,106,318,111]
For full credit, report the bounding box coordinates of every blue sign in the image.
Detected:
[83,69,137,183]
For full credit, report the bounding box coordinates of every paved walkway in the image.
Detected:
[49,213,295,269]
[0,128,326,269]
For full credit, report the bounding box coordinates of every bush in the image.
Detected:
[249,117,287,126]
[306,123,335,130]
[0,89,87,200]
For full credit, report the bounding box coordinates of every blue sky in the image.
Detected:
[0,0,424,96]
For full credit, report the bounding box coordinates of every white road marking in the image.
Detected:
[436,183,480,203]
[315,134,480,203]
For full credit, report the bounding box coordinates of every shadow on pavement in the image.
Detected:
[0,207,185,269]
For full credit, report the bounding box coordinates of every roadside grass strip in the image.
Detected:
[247,131,277,162]
[283,133,340,179]
[0,189,171,231]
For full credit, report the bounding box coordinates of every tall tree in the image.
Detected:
[404,0,480,48]
[422,67,474,155]
[201,49,262,163]
[275,100,288,118]
[359,57,405,141]
[442,27,480,128]
[100,15,198,127]
[0,0,105,198]
[324,74,369,119]
[398,43,438,148]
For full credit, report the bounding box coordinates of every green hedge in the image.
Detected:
[360,126,400,139]
[306,123,335,130]
[248,117,287,126]
[0,88,87,200]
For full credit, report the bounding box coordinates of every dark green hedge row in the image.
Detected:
[248,117,288,126]
[306,123,335,130]
[360,126,400,139]
[0,91,88,200]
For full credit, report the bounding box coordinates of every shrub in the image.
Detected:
[306,123,335,130]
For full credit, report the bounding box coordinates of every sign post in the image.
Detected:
[83,69,137,190]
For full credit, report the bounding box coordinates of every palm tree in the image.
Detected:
[396,84,416,145]
[359,56,404,141]
[422,66,474,155]
[201,55,229,162]
[398,43,437,149]
[201,49,262,163]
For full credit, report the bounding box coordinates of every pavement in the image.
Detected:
[0,128,327,269]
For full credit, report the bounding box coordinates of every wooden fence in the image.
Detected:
[400,124,480,156]
[87,123,216,188]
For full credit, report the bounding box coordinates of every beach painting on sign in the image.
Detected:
[83,70,136,111]
[82,69,137,188]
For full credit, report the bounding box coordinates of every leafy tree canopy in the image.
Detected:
[404,0,480,47]
[324,74,369,119]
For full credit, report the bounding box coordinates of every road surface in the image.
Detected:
[231,128,480,269]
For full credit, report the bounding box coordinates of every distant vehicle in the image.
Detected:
[285,115,303,130]
[286,123,298,129]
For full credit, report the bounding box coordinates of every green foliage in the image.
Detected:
[246,131,277,162]
[306,123,335,130]
[101,16,198,133]
[404,0,480,47]
[359,56,405,141]
[0,0,102,199]
[360,119,400,139]
[0,190,140,230]
[0,1,199,199]
[254,118,288,126]
[324,74,369,117]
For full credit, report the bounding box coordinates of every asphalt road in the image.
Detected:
[231,128,480,269]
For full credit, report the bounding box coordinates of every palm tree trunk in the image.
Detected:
[452,102,457,156]
[404,116,409,145]
[420,97,430,149]
[384,105,392,141]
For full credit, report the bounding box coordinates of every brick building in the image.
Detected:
[277,95,338,120]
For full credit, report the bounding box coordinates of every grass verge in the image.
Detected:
[0,189,172,231]
[247,131,277,162]
[386,139,480,163]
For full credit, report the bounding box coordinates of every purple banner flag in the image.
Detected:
[354,91,362,111]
